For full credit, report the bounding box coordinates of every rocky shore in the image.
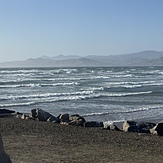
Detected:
[0,114,163,163]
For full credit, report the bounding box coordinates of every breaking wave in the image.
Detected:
[0,82,79,88]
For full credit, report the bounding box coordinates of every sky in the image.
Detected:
[0,0,163,62]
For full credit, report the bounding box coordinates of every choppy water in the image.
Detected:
[0,66,163,123]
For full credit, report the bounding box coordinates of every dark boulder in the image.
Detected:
[0,109,16,118]
[107,124,122,131]
[84,121,104,128]
[0,109,15,114]
[31,108,59,122]
[123,120,156,133]
[47,116,59,123]
[69,114,86,127]
[150,121,163,136]
[58,114,70,123]
[103,122,122,131]
[31,108,52,121]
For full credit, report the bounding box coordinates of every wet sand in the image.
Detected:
[0,117,163,163]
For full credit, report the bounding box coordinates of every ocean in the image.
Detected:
[0,66,163,123]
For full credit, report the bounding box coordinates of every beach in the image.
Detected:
[1,117,163,163]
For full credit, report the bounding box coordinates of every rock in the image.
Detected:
[0,109,15,115]
[69,114,86,127]
[123,121,155,133]
[138,121,156,133]
[31,108,59,122]
[60,121,69,125]
[21,114,26,120]
[31,109,38,119]
[31,108,52,121]
[84,121,104,128]
[107,124,122,131]
[58,114,70,123]
[15,114,23,119]
[47,116,59,123]
[0,109,16,118]
[150,121,163,136]
[0,134,12,163]
[21,114,30,120]
[103,122,122,131]
[122,121,138,132]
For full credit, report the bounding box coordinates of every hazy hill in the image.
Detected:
[86,50,163,66]
[0,57,101,67]
[41,54,81,60]
[1,50,163,67]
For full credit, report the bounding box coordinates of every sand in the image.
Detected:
[0,117,163,163]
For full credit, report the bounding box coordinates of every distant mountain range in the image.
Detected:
[1,50,163,67]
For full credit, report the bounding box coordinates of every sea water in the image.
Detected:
[0,66,163,123]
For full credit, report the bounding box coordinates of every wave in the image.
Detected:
[80,87,104,91]
[0,90,94,101]
[0,68,79,77]
[82,107,149,117]
[0,76,86,84]
[0,90,152,103]
[130,82,163,88]
[0,83,37,88]
[101,91,152,97]
[40,82,79,87]
[119,85,142,88]
[111,74,133,78]
[141,70,163,75]
[107,81,155,86]
[0,82,80,88]
[0,79,40,84]
[82,104,163,118]
[0,101,36,108]
[106,80,163,89]
[1,79,162,90]
[0,93,99,108]
[0,69,40,74]
[91,76,110,79]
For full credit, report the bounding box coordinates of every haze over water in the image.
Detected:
[0,66,163,123]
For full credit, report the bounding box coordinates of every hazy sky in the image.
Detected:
[0,0,163,62]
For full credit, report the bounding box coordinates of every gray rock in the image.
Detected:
[150,121,163,136]
[84,121,104,128]
[123,121,138,132]
[0,134,12,163]
[0,109,16,118]
[60,121,69,125]
[107,125,122,131]
[21,114,30,120]
[123,121,155,133]
[47,116,59,123]
[31,108,52,121]
[0,109,15,115]
[31,108,59,122]
[58,114,70,123]
[69,114,86,127]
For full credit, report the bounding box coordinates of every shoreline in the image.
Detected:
[1,108,163,130]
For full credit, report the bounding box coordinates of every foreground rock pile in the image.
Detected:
[1,108,163,136]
